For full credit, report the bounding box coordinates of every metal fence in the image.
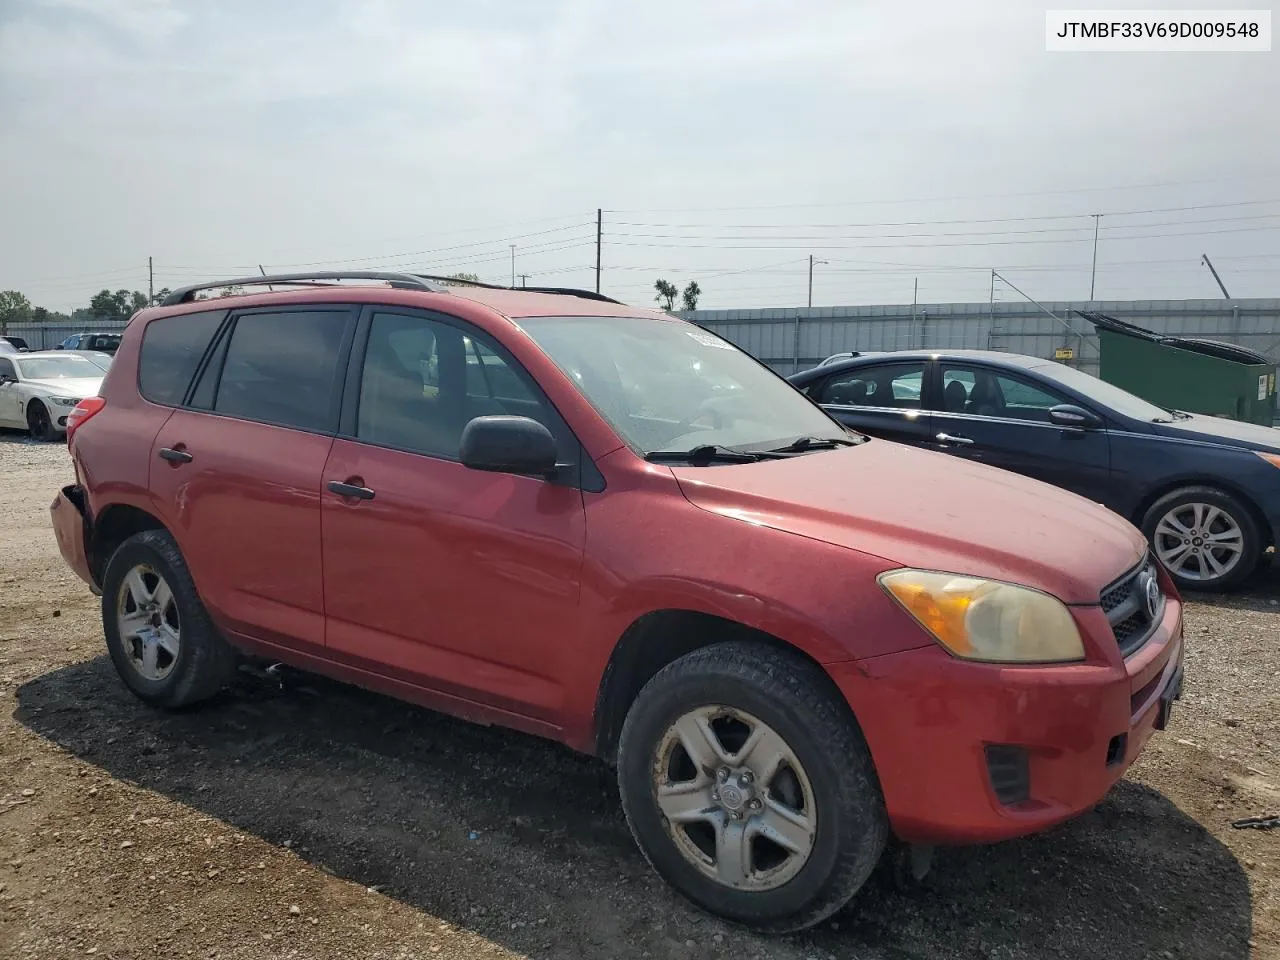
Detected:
[2,321,129,352]
[681,298,1280,377]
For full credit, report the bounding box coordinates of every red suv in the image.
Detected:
[52,272,1184,932]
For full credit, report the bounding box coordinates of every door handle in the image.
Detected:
[327,480,376,501]
[935,432,974,446]
[158,447,193,463]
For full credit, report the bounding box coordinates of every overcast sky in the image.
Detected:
[2,0,1277,312]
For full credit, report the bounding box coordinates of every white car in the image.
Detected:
[0,351,103,441]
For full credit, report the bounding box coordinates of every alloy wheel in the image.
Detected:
[1153,501,1245,583]
[652,705,816,891]
[116,563,181,681]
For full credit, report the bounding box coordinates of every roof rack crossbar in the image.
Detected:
[160,271,448,306]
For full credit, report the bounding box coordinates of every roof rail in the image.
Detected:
[159,271,448,306]
[413,274,624,305]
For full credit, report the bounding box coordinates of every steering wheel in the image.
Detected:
[675,399,727,434]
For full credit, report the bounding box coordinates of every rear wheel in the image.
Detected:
[102,530,237,708]
[1142,485,1260,591]
[617,642,887,933]
[26,401,55,442]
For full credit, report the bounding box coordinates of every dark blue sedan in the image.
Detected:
[789,350,1280,591]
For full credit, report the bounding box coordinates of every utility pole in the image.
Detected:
[148,256,154,305]
[1201,254,1231,298]
[595,208,602,294]
[1089,213,1101,300]
[912,277,919,349]
[519,274,531,288]
[807,254,827,308]
[509,244,516,288]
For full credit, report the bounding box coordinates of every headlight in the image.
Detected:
[879,570,1085,663]
[47,396,81,407]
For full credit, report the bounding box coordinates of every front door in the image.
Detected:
[0,357,21,428]
[148,306,357,652]
[320,308,587,723]
[930,363,1112,502]
[809,360,935,447]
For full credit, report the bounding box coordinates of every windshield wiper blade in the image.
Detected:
[768,435,860,453]
[645,445,770,465]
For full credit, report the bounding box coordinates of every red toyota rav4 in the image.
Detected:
[52,272,1184,932]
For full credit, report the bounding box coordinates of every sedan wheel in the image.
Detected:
[1154,502,1244,583]
[654,705,817,891]
[116,563,181,681]
[26,402,54,442]
[1142,485,1259,591]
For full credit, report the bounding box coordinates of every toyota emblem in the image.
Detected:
[1140,571,1161,620]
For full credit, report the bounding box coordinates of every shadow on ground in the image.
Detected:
[16,657,1252,960]
[1180,558,1280,616]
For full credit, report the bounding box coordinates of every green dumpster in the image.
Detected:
[1080,311,1277,425]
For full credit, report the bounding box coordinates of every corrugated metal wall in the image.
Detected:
[682,298,1280,376]
[2,320,129,351]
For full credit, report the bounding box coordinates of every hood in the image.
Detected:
[672,440,1146,604]
[1154,413,1280,453]
[24,377,102,397]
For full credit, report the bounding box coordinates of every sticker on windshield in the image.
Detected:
[686,329,733,349]
[1259,374,1268,401]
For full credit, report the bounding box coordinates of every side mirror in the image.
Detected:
[0,375,14,385]
[1049,404,1102,429]
[460,415,558,477]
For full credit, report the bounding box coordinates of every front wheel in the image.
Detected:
[1142,485,1260,591]
[26,401,56,442]
[617,642,887,933]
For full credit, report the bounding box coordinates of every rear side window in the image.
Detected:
[138,311,225,406]
[213,310,352,433]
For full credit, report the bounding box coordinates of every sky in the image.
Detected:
[1,0,1278,312]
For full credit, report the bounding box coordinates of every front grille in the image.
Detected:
[1101,555,1164,657]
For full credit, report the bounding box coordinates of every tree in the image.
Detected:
[90,289,149,321]
[681,281,702,312]
[152,287,172,304]
[442,272,481,287]
[0,290,32,331]
[654,278,678,311]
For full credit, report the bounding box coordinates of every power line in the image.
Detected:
[604,212,1280,245]
[604,173,1280,213]
[608,198,1280,231]
[602,222,1280,252]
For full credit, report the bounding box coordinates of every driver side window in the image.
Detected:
[939,364,1071,423]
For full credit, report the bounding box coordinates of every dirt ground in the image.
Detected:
[1,434,1277,960]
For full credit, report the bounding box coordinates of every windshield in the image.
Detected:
[517,315,847,454]
[1030,361,1174,421]
[15,355,100,380]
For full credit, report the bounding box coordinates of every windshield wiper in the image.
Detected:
[767,435,860,453]
[645,445,774,465]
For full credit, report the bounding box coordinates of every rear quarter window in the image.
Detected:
[138,310,226,406]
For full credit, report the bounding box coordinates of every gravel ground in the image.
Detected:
[1,434,1277,960]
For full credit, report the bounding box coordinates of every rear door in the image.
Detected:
[929,362,1112,502]
[319,306,587,722]
[149,305,356,653]
[806,360,935,446]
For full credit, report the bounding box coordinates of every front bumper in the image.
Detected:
[831,596,1184,845]
[51,484,95,590]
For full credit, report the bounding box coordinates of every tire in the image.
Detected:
[101,529,237,708]
[617,642,887,933]
[1141,485,1260,592]
[26,400,55,442]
